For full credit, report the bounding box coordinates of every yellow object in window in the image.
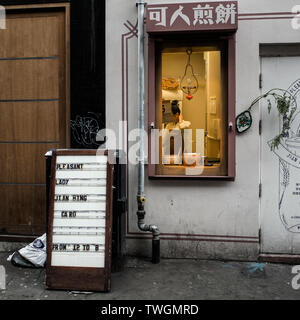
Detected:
[162,78,179,90]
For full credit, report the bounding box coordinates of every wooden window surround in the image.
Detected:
[148,32,236,180]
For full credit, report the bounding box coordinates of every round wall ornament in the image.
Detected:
[236,110,252,133]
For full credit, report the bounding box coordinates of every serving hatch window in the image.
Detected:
[148,38,234,179]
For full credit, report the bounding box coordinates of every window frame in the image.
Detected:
[147,32,236,180]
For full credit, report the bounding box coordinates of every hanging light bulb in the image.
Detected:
[180,49,198,100]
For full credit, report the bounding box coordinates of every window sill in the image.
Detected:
[148,174,235,181]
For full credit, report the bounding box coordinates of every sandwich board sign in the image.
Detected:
[46,149,114,292]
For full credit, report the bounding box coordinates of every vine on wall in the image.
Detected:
[236,88,298,150]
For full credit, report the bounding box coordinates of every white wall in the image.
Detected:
[106,0,300,260]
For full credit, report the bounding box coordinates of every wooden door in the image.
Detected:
[0,5,70,237]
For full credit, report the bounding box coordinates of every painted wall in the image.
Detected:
[106,0,300,260]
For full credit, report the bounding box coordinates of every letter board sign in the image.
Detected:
[146,1,238,33]
[46,149,114,292]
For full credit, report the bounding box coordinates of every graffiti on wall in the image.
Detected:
[70,112,103,148]
[271,79,300,233]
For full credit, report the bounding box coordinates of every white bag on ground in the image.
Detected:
[18,233,47,268]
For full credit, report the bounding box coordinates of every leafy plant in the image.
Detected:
[247,88,298,150]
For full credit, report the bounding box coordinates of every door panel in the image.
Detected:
[0,7,69,236]
[0,185,46,235]
[260,56,300,254]
[0,59,59,100]
[0,101,59,141]
[0,15,59,58]
[0,143,60,183]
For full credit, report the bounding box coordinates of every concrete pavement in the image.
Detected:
[0,252,299,300]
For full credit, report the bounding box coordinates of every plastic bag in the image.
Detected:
[9,234,47,268]
[10,251,36,268]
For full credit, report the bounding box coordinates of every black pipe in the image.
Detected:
[152,239,160,264]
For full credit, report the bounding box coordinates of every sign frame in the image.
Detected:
[46,149,114,292]
[146,1,238,33]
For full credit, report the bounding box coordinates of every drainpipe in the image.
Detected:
[136,0,160,264]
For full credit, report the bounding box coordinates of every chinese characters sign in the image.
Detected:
[146,1,238,32]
